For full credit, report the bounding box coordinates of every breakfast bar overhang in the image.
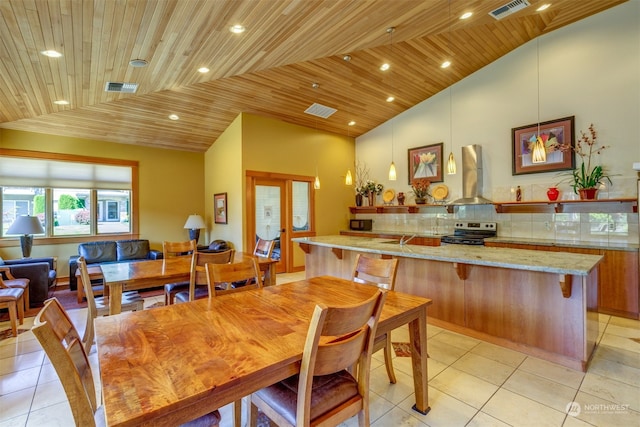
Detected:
[293,235,603,371]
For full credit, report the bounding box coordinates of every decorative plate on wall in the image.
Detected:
[382,189,395,203]
[431,184,448,201]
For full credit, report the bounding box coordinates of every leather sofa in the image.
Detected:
[68,239,162,291]
[0,257,57,307]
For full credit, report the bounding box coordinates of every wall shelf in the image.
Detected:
[350,198,637,215]
[493,198,637,214]
[349,204,447,214]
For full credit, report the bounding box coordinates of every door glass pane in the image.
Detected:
[2,187,46,236]
[97,190,131,233]
[53,188,91,236]
[255,185,281,241]
[292,181,310,231]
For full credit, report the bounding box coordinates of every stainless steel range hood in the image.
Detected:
[448,144,493,206]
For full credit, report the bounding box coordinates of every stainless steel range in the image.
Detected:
[440,221,497,245]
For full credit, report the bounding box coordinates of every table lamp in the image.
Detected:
[7,215,45,258]
[183,214,205,243]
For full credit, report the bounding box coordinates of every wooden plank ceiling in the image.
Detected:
[0,0,626,152]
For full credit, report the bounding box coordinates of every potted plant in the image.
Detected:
[557,124,612,200]
[411,178,431,204]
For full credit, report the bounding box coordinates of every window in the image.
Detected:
[0,149,137,241]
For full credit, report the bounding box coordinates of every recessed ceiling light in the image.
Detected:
[53,100,69,105]
[229,24,245,34]
[380,63,390,71]
[348,120,356,126]
[441,61,451,68]
[198,67,210,73]
[386,96,395,102]
[460,12,473,19]
[129,59,148,68]
[168,114,179,120]
[537,3,551,11]
[41,50,62,58]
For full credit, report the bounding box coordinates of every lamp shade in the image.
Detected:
[7,215,45,235]
[183,214,205,230]
[7,215,44,258]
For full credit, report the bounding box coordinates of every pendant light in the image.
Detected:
[344,55,354,186]
[387,27,397,181]
[446,0,457,175]
[312,82,321,189]
[531,37,547,164]
[314,167,321,189]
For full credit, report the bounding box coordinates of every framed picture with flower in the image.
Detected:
[512,116,575,175]
[408,143,443,184]
[214,192,227,224]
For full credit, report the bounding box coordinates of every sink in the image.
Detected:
[379,240,401,244]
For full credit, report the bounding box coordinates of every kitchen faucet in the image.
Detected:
[400,234,417,245]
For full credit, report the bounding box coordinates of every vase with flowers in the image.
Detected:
[556,124,612,200]
[355,179,383,206]
[411,178,431,204]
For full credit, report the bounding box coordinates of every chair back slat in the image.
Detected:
[163,240,197,258]
[351,254,398,291]
[32,298,98,427]
[206,258,262,296]
[188,249,235,301]
[253,238,275,259]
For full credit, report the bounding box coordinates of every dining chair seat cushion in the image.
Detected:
[174,286,209,303]
[95,406,106,427]
[253,370,358,426]
[165,281,189,294]
[179,409,221,427]
[0,287,24,302]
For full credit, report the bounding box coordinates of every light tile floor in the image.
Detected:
[1,272,638,427]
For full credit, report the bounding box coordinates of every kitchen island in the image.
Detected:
[293,235,603,371]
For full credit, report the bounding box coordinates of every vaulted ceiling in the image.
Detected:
[0,0,626,152]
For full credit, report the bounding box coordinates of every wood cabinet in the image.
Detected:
[340,231,440,246]
[485,241,639,319]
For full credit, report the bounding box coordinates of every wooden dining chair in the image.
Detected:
[77,256,144,354]
[163,239,197,305]
[0,285,24,337]
[205,257,262,427]
[32,298,222,427]
[250,288,387,427]
[253,238,275,259]
[0,266,30,311]
[205,257,263,294]
[174,249,235,303]
[351,253,399,384]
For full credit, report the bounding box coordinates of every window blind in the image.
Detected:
[0,157,132,189]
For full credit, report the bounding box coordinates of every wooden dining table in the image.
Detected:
[99,252,277,314]
[95,275,432,426]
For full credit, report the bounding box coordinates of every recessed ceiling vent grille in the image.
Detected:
[104,82,139,93]
[489,0,530,20]
[304,103,337,119]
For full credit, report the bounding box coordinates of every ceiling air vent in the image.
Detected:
[489,0,530,20]
[304,103,337,119]
[104,82,139,93]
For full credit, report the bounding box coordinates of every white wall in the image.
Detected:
[356,2,640,203]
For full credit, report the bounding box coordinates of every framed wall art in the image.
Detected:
[408,143,443,184]
[512,116,575,175]
[214,192,227,224]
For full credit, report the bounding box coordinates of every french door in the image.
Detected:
[246,171,316,273]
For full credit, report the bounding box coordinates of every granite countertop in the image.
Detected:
[486,237,639,251]
[294,235,602,276]
[341,230,639,251]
